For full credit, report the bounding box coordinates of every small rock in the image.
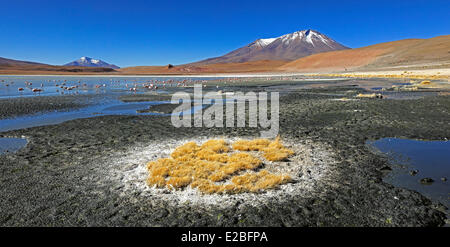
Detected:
[306,170,312,178]
[380,166,392,172]
[409,169,419,176]
[441,177,447,182]
[419,178,434,185]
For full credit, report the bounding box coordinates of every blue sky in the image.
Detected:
[1,0,449,67]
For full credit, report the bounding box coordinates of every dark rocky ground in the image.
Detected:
[119,93,173,102]
[136,102,195,114]
[0,82,449,226]
[0,95,95,119]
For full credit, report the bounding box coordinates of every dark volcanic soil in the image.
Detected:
[0,83,449,226]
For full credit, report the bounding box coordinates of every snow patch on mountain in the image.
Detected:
[64,57,119,69]
[258,38,277,46]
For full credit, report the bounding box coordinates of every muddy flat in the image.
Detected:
[0,76,449,226]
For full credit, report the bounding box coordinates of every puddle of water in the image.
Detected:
[368,138,450,209]
[0,137,27,154]
[381,91,438,100]
[0,99,212,132]
[101,102,170,114]
[0,100,172,132]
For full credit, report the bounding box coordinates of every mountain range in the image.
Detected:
[64,57,120,69]
[193,29,349,64]
[1,31,449,75]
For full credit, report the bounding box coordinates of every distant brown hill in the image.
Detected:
[193,30,349,65]
[0,57,46,66]
[0,65,116,75]
[119,60,288,75]
[0,56,117,74]
[279,35,450,72]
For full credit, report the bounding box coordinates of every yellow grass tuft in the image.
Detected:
[356,93,383,99]
[231,170,292,193]
[337,97,350,101]
[146,138,294,194]
[312,73,448,81]
[232,138,271,151]
[201,139,230,153]
[147,175,166,188]
[262,137,295,161]
[356,93,377,98]
[166,176,192,189]
[232,136,295,161]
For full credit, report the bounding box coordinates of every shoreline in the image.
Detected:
[1,69,448,80]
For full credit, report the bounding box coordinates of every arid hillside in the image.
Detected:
[0,57,117,74]
[0,64,117,75]
[118,60,288,75]
[279,35,450,72]
[0,57,47,66]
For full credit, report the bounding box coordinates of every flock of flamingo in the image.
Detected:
[0,78,213,96]
[0,76,299,96]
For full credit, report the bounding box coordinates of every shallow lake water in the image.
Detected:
[0,75,325,132]
[368,138,450,210]
[0,137,27,154]
[0,75,222,132]
[0,99,173,132]
[0,75,220,98]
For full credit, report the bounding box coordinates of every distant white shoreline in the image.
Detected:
[0,73,310,78]
[1,67,447,78]
[0,73,352,80]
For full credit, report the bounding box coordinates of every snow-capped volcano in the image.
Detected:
[277,30,334,46]
[194,29,349,64]
[64,57,120,69]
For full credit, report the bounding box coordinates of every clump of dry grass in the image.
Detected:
[262,137,295,161]
[146,138,294,194]
[232,137,294,161]
[232,138,271,151]
[355,93,383,99]
[231,170,292,193]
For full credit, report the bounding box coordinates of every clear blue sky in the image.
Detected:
[1,0,449,67]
